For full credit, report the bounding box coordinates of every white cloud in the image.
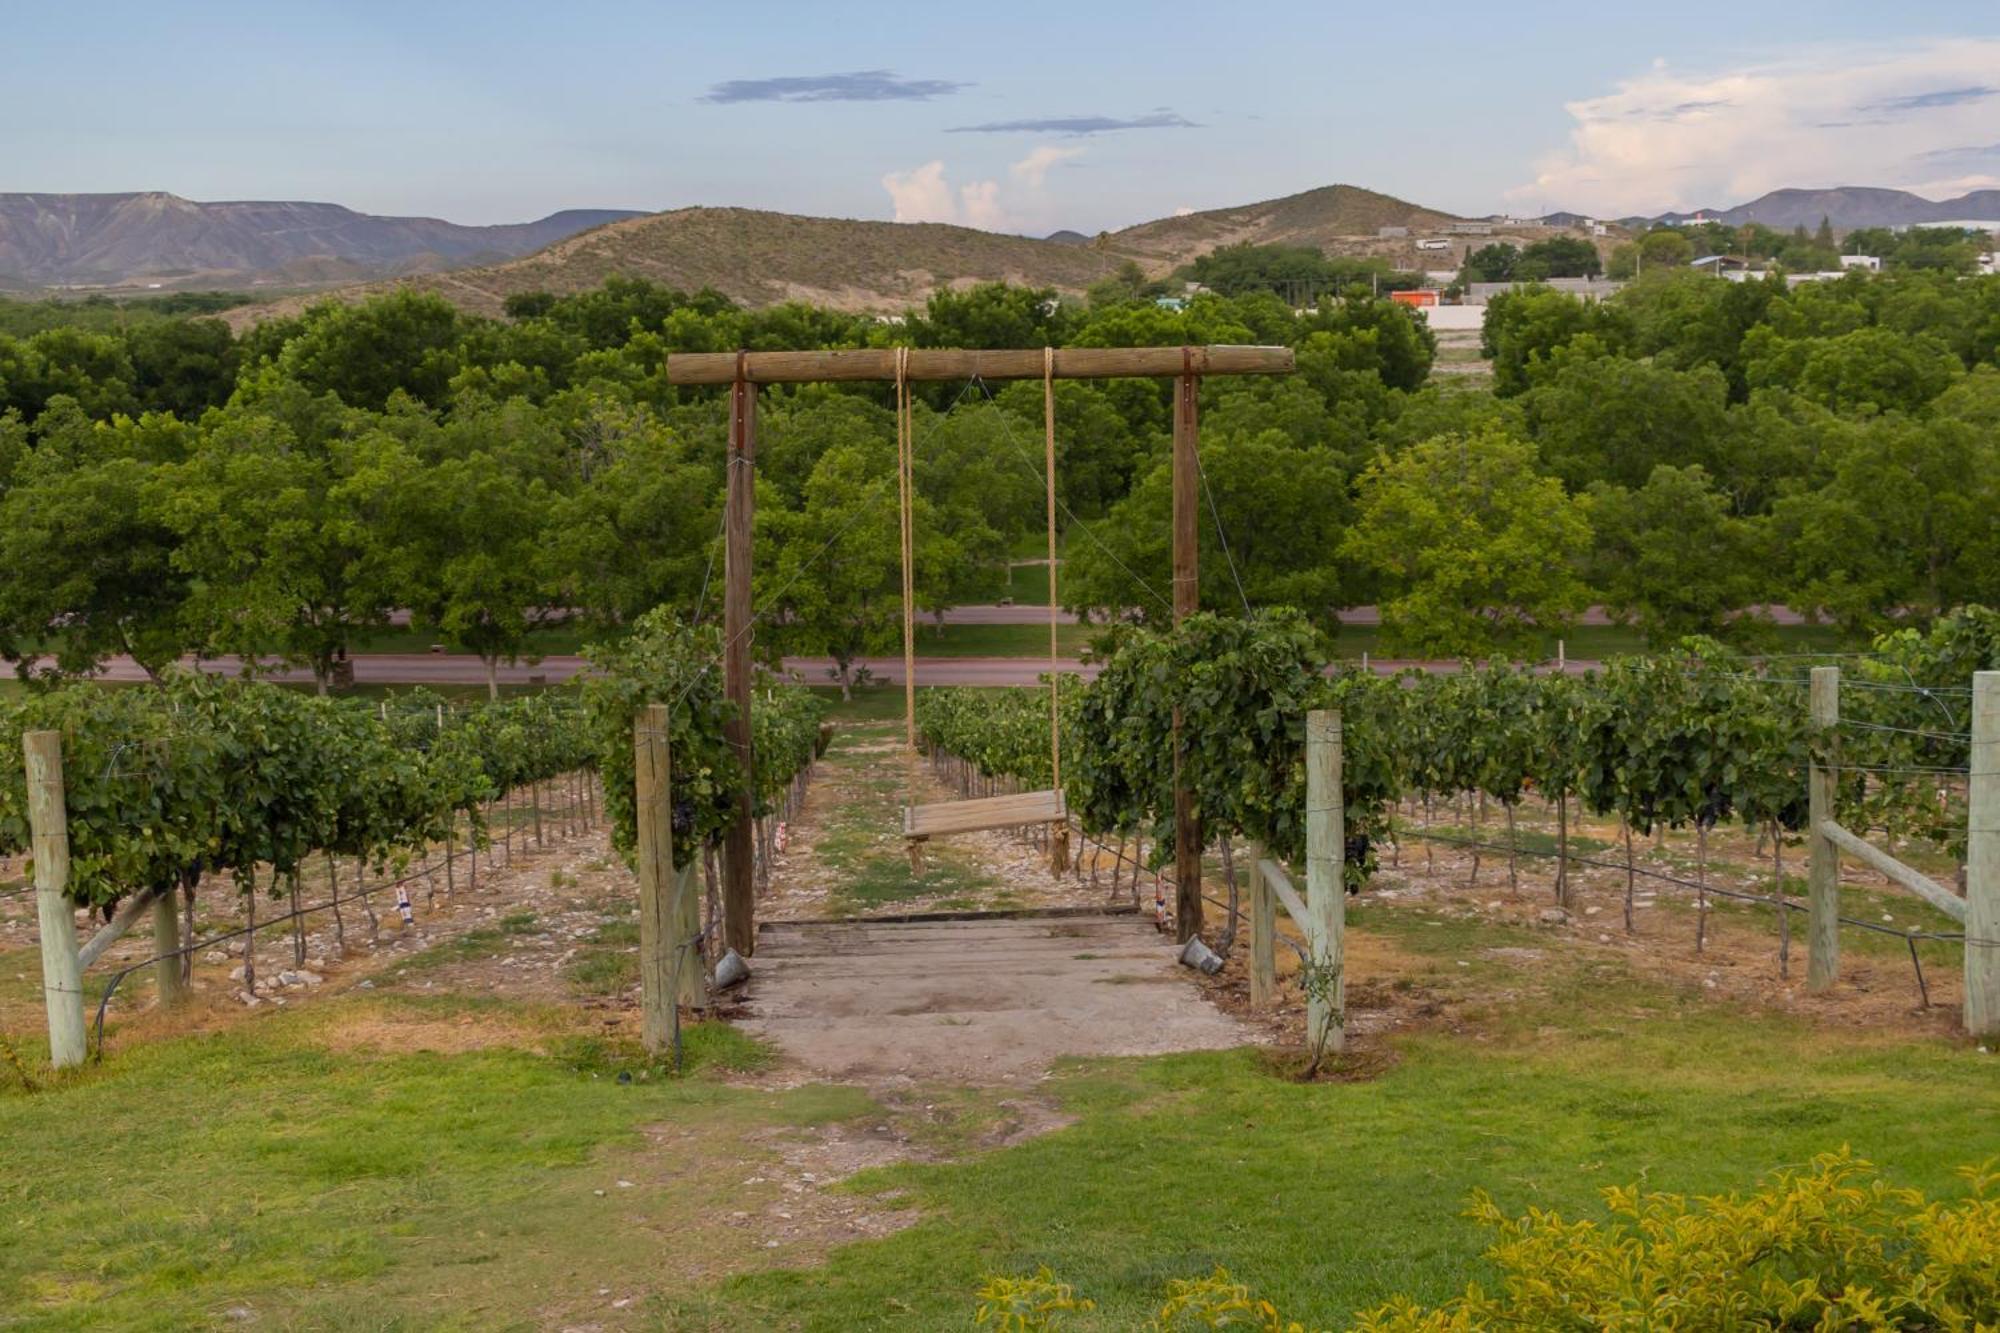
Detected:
[1009,144,1083,188]
[1514,38,2000,215]
[959,179,1007,230]
[881,160,957,223]
[881,149,1080,231]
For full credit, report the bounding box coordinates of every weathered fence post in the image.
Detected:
[635,705,675,1052]
[24,731,87,1068]
[1807,666,1840,992]
[1967,671,1999,1037]
[1247,837,1275,1008]
[1306,710,1346,1060]
[635,704,704,1056]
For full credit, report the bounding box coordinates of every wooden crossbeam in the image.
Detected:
[666,345,1294,385]
[904,790,1066,839]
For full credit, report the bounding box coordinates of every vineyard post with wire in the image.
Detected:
[1807,666,1840,992]
[23,730,87,1069]
[1305,709,1346,1063]
[1967,671,1998,1036]
[1247,836,1276,1008]
[633,704,679,1051]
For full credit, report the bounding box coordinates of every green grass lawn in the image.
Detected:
[1004,561,1056,606]
[4,796,1994,1330]
[672,965,1995,1329]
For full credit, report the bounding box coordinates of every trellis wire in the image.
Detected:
[87,771,599,1059]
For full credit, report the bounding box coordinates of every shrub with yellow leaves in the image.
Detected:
[972,1150,1999,1331]
[974,1266,1094,1330]
[1354,1148,2000,1331]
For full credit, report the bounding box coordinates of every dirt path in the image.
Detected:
[739,721,1255,1085]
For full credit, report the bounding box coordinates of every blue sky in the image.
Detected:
[7,1,1999,229]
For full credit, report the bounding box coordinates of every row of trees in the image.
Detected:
[5,259,1997,676]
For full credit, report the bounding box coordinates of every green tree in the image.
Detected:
[125,317,240,417]
[1586,465,1767,645]
[1517,236,1603,279]
[910,283,1071,348]
[1523,352,1731,490]
[1459,243,1519,284]
[160,413,420,692]
[1739,323,1961,415]
[1481,286,1626,395]
[753,442,909,699]
[1773,417,2000,633]
[404,452,560,698]
[0,422,189,679]
[1064,433,1351,631]
[1638,228,1695,268]
[274,291,466,410]
[1341,428,1591,657]
[544,399,721,627]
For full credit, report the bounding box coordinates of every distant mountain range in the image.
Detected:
[1639,186,2000,232]
[0,192,644,289]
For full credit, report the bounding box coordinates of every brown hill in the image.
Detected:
[231,207,1131,326]
[1106,183,1464,271]
[223,185,1473,327]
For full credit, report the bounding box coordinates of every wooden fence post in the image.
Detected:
[1247,838,1275,1008]
[1967,671,1999,1037]
[1306,710,1346,1059]
[23,731,87,1069]
[634,704,681,1053]
[1807,666,1840,992]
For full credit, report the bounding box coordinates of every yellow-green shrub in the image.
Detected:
[975,1266,1094,1330]
[972,1151,2000,1331]
[1357,1148,1999,1332]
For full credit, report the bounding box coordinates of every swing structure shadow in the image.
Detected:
[665,343,1295,941]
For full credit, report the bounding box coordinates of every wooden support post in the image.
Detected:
[1967,671,1999,1037]
[1247,838,1276,1009]
[23,731,87,1069]
[1306,710,1346,1061]
[153,889,188,1008]
[1171,361,1202,943]
[634,705,679,1052]
[1807,665,1840,993]
[722,370,758,957]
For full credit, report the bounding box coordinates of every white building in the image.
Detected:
[1838,254,1881,272]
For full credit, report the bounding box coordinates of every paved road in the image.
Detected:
[49,652,1610,689]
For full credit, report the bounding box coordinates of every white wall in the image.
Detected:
[1420,305,1485,331]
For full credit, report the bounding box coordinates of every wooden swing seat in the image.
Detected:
[903,789,1066,841]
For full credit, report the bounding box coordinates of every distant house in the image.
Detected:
[1465,277,1626,305]
[1154,296,1188,312]
[1980,252,1999,276]
[1377,225,1408,238]
[1838,254,1881,272]
[1446,221,1494,236]
[1689,254,1760,281]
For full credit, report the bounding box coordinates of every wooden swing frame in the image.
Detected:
[665,343,1295,949]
